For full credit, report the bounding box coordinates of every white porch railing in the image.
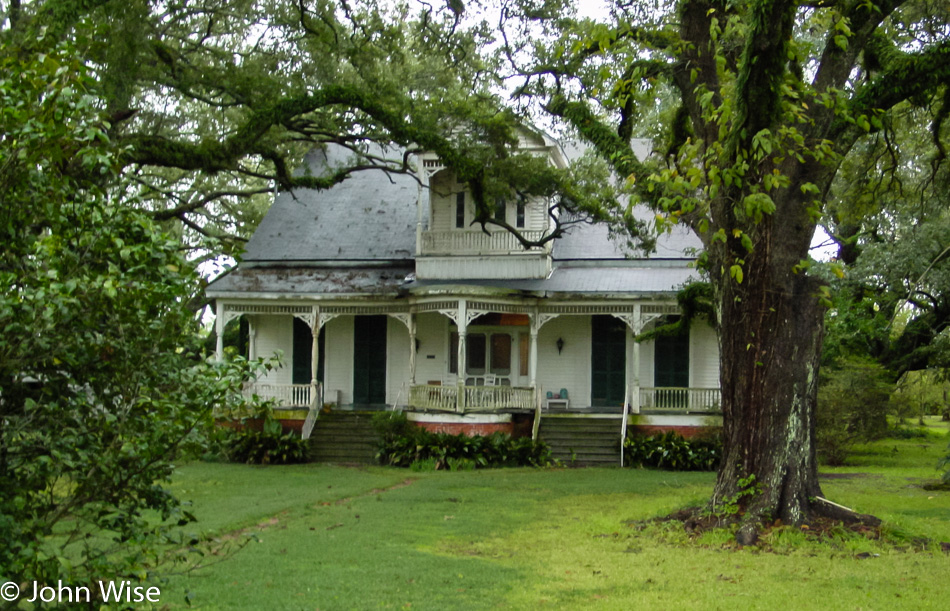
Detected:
[409,384,459,412]
[638,387,721,412]
[463,385,536,412]
[409,384,536,412]
[420,229,549,255]
[244,383,312,407]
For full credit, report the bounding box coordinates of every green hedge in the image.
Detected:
[623,431,721,471]
[222,418,310,465]
[372,411,553,470]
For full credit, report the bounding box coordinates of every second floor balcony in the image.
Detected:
[419,229,550,256]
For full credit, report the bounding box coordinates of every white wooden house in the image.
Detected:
[207,132,722,443]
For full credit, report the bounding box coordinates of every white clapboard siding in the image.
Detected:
[535,316,592,408]
[690,319,720,388]
[324,316,354,406]
[253,315,292,385]
[387,317,410,405]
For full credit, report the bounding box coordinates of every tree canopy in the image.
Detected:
[0,34,272,587]
[0,0,613,587]
[3,0,949,553]
[496,0,949,532]
[1,0,625,265]
[823,100,950,378]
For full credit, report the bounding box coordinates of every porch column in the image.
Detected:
[248,319,257,361]
[408,313,417,385]
[310,307,321,411]
[457,299,467,413]
[215,301,225,362]
[631,305,642,414]
[416,159,430,256]
[529,315,539,389]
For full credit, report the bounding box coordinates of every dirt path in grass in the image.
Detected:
[323,477,417,507]
[219,477,417,539]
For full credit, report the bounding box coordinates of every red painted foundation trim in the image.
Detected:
[277,420,304,434]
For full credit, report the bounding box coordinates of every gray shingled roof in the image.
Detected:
[241,142,700,265]
[552,217,701,260]
[208,141,704,299]
[242,146,417,262]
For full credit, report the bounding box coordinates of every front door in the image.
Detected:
[353,316,387,405]
[591,315,626,407]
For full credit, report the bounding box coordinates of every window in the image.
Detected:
[519,333,529,376]
[654,317,690,388]
[467,334,487,374]
[516,197,526,228]
[449,332,513,376]
[493,197,506,223]
[490,334,511,375]
[455,192,465,228]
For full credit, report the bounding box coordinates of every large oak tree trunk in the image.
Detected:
[713,268,825,526]
[708,206,879,532]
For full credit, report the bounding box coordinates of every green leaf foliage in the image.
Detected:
[623,431,722,471]
[372,411,553,470]
[220,425,310,465]
[0,39,264,587]
[816,357,893,466]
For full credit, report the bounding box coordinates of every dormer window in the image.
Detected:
[455,192,465,228]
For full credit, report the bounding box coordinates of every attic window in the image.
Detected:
[455,192,465,228]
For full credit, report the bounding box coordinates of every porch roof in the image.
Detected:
[207,260,698,299]
[206,265,413,298]
[404,263,698,296]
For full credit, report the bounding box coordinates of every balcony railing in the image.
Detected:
[638,387,721,412]
[420,229,549,255]
[409,384,536,412]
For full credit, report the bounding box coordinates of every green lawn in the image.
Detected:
[156,420,950,610]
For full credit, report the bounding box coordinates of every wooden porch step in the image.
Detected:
[538,415,624,467]
[308,412,380,464]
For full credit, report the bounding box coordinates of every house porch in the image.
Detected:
[220,297,721,416]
